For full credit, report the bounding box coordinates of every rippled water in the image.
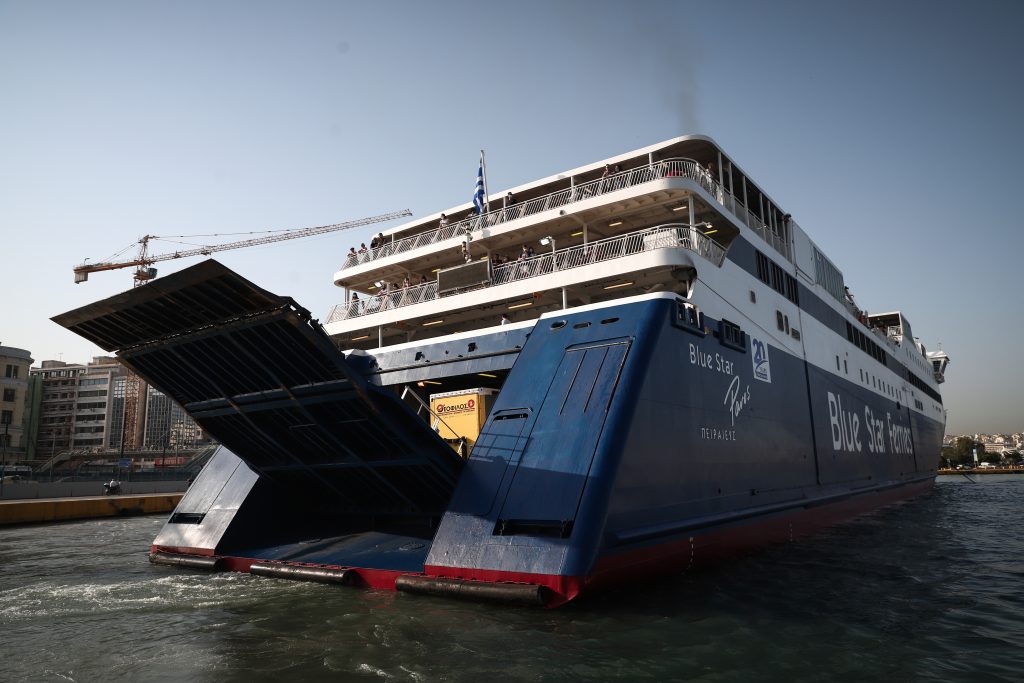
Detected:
[2,477,1022,682]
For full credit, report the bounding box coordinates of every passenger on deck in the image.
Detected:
[501,314,511,325]
[349,292,361,315]
[505,192,515,206]
[348,247,357,260]
[599,164,612,193]
[439,213,449,229]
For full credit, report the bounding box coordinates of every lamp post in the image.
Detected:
[539,236,556,270]
[684,222,714,251]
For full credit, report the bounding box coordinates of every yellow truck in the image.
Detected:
[429,388,498,458]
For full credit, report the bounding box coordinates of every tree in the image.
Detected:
[945,437,975,466]
[981,451,1001,465]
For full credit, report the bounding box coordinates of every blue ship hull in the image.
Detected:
[54,261,941,606]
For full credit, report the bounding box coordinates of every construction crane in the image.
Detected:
[73,209,411,285]
[72,208,411,452]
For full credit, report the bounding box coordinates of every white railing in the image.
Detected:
[732,201,790,259]
[326,223,725,324]
[339,158,742,271]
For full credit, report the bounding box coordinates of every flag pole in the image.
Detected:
[480,149,490,214]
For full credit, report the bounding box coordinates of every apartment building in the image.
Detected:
[1,346,34,460]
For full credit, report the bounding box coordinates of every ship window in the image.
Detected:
[770,262,784,292]
[784,315,790,334]
[750,290,757,303]
[600,317,619,325]
[573,322,591,329]
[494,412,529,421]
[720,319,746,352]
[785,274,800,305]
[756,251,770,284]
[674,302,705,336]
[836,356,841,371]
[791,329,801,340]
[550,321,567,330]
[844,359,848,374]
[776,311,785,331]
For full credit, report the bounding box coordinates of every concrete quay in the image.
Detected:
[0,493,182,526]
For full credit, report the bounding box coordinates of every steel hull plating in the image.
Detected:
[56,262,942,607]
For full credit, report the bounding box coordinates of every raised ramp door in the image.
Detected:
[53,260,464,516]
[495,339,630,534]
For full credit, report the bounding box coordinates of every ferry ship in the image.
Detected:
[55,135,950,606]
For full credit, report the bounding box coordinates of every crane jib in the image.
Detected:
[71,209,411,282]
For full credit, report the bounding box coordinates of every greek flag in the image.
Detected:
[472,158,485,214]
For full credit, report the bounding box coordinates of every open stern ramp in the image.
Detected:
[53,260,464,517]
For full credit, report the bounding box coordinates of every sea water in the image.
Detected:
[1,477,1021,682]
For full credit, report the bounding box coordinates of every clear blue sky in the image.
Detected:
[1,0,1021,434]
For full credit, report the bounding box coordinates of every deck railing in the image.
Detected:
[339,157,765,271]
[326,223,725,324]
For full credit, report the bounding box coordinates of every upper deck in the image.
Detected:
[326,136,799,348]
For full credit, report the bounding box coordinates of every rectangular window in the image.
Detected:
[4,365,18,379]
[784,274,800,304]
[756,251,770,284]
[2,389,14,402]
[720,319,746,352]
[813,247,845,302]
[770,262,784,293]
[673,301,705,336]
[1,410,12,425]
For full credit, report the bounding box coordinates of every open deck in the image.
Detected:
[325,223,724,344]
[325,137,804,348]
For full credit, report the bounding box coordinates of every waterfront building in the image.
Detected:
[31,358,129,457]
[0,345,35,464]
[30,357,207,460]
[142,386,206,452]
[72,357,127,450]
